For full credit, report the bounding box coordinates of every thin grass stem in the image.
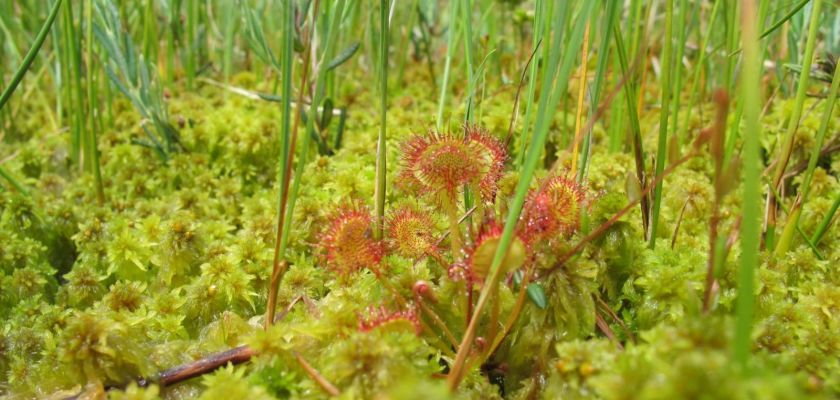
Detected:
[374,0,388,239]
[776,53,840,253]
[648,0,674,248]
[0,0,63,112]
[734,0,763,370]
[765,0,823,251]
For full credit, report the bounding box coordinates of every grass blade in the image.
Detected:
[264,0,296,327]
[677,0,721,147]
[0,0,63,111]
[577,0,619,181]
[515,0,547,166]
[811,192,840,246]
[374,0,388,239]
[84,0,104,204]
[648,0,674,248]
[766,0,822,251]
[735,0,763,369]
[436,0,459,130]
[461,0,475,122]
[777,55,840,253]
[613,16,650,234]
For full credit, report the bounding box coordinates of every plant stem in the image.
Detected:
[158,346,256,387]
[85,0,104,204]
[294,352,341,396]
[185,0,198,90]
[436,0,459,130]
[578,0,618,181]
[613,19,650,234]
[765,0,822,251]
[667,0,688,150]
[677,0,721,147]
[0,0,63,112]
[266,18,317,332]
[443,197,464,260]
[485,264,533,358]
[776,56,840,254]
[516,0,548,167]
[461,0,474,121]
[702,90,730,312]
[570,21,590,176]
[735,0,762,370]
[374,0,388,239]
[265,0,296,328]
[648,0,674,248]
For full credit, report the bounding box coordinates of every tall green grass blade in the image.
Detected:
[648,0,674,248]
[515,0,548,167]
[265,0,296,327]
[767,0,823,251]
[628,0,645,60]
[666,0,689,150]
[185,0,198,89]
[84,0,104,203]
[723,2,739,95]
[141,0,154,61]
[461,0,475,121]
[436,0,459,130]
[735,0,762,370]
[724,0,772,166]
[577,0,618,182]
[220,1,239,81]
[165,0,180,85]
[374,0,388,239]
[613,16,650,234]
[61,0,85,166]
[777,54,840,253]
[678,0,721,147]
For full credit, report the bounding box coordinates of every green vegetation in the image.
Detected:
[1,0,839,398]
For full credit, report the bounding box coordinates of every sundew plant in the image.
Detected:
[1,0,840,398]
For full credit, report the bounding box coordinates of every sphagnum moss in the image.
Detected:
[1,1,839,399]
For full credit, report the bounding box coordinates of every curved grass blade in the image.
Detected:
[0,0,63,111]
